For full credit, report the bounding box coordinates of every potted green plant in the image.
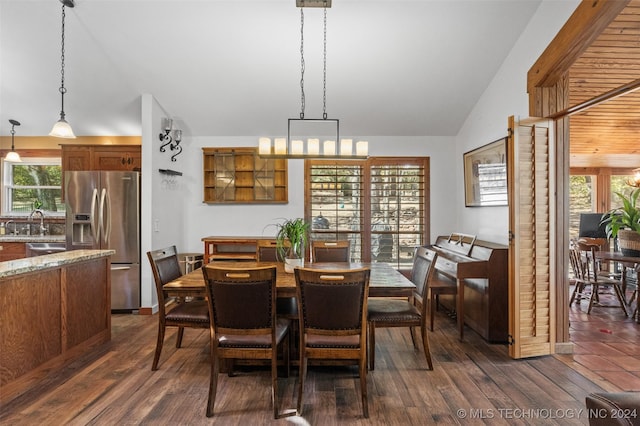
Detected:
[600,187,640,256]
[272,217,310,272]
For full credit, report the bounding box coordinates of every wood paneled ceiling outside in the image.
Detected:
[569,0,640,168]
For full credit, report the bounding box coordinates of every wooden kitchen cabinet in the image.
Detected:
[92,147,141,171]
[202,147,287,204]
[0,242,26,262]
[61,145,141,172]
[60,144,141,200]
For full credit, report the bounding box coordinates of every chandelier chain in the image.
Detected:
[299,8,305,119]
[60,4,67,96]
[322,4,327,120]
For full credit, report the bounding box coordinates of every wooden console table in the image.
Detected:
[202,236,277,263]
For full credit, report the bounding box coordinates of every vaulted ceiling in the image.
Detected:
[1,0,543,138]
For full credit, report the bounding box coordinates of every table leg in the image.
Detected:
[457,278,464,340]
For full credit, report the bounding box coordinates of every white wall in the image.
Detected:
[455,0,581,245]
[140,0,581,309]
[174,135,456,254]
[140,94,186,310]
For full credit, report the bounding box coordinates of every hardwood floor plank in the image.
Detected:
[2,309,630,425]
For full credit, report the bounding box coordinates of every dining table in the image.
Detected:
[594,251,640,323]
[163,261,416,299]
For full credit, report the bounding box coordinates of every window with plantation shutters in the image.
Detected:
[305,157,429,268]
[306,162,364,261]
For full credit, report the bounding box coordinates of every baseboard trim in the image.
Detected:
[138,307,153,315]
[555,342,574,354]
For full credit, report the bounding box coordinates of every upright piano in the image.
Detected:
[429,234,508,342]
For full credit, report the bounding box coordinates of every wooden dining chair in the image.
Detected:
[311,240,351,263]
[202,264,292,418]
[569,244,628,316]
[294,267,371,418]
[367,246,439,371]
[257,240,280,262]
[147,246,210,371]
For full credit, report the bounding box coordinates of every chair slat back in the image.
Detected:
[294,267,370,334]
[147,246,182,314]
[410,246,439,303]
[257,241,279,262]
[311,240,351,263]
[203,265,277,333]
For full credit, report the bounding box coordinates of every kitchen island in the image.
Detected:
[0,249,114,404]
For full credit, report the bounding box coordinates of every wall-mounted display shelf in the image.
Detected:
[202,147,288,204]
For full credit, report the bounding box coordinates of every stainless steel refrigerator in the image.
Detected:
[65,171,141,312]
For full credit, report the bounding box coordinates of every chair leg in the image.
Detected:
[206,349,220,417]
[359,350,369,418]
[430,296,436,331]
[151,324,165,371]
[587,283,598,314]
[297,349,307,415]
[420,324,433,370]
[613,284,629,316]
[408,326,417,349]
[368,322,376,371]
[175,326,185,348]
[271,346,279,419]
[569,281,582,306]
[283,330,290,378]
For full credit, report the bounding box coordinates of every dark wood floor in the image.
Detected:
[1,299,637,425]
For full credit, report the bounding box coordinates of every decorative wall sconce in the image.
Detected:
[158,118,183,162]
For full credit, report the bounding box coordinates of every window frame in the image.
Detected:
[2,156,64,217]
[305,157,430,268]
[569,166,637,240]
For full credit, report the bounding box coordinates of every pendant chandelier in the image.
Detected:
[49,0,76,139]
[258,0,368,159]
[5,119,22,163]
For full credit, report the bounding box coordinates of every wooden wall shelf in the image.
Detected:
[202,147,288,204]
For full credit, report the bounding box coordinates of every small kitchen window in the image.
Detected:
[2,157,64,216]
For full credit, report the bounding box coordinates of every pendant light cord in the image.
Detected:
[59,3,68,118]
[299,8,305,120]
[300,3,329,120]
[10,125,16,151]
[322,4,327,120]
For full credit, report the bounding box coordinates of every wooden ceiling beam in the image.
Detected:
[527,0,630,93]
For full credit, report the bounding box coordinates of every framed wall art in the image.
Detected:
[463,137,508,207]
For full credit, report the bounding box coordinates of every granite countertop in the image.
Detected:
[0,249,115,279]
[0,235,65,243]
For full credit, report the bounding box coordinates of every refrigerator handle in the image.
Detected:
[111,266,131,271]
[99,187,112,245]
[91,188,100,241]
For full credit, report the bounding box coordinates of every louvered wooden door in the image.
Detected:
[507,116,557,359]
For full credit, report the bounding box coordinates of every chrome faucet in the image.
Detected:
[29,209,46,236]
[4,220,15,235]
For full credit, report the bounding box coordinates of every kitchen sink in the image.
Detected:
[25,242,67,257]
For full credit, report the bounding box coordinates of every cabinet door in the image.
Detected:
[125,151,141,170]
[61,146,92,201]
[93,147,141,171]
[0,243,26,261]
[62,147,92,171]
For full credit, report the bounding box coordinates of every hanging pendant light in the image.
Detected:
[258,0,367,159]
[49,0,76,139]
[5,119,22,163]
